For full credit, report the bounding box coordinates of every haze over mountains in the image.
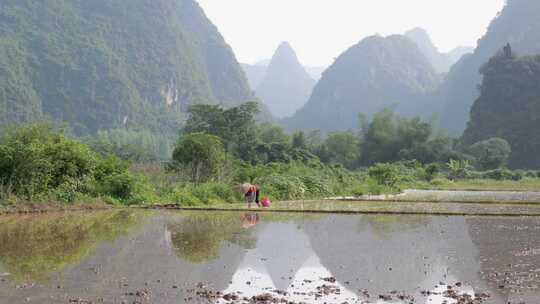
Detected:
[286,35,441,132]
[241,43,325,118]
[439,0,540,135]
[404,28,473,73]
[0,0,539,162]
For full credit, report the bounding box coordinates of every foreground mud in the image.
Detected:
[186,279,491,304]
[1,210,538,304]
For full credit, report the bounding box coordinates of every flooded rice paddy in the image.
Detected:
[0,210,539,304]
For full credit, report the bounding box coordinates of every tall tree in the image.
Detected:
[184,102,260,162]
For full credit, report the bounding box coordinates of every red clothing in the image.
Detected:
[245,186,258,195]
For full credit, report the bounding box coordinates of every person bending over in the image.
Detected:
[242,183,260,208]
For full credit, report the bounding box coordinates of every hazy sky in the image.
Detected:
[197,0,506,66]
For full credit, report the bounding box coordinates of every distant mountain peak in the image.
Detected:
[255,42,315,118]
[405,27,439,53]
[269,41,303,68]
[405,27,472,73]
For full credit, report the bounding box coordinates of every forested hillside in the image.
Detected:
[439,0,540,135]
[462,48,540,169]
[285,35,441,132]
[0,0,254,136]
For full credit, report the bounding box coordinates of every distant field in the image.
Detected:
[409,178,540,192]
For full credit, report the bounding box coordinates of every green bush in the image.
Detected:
[482,168,523,181]
[447,159,472,180]
[255,174,306,201]
[0,125,138,203]
[368,163,400,187]
[208,183,238,203]
[425,163,440,182]
[170,133,226,184]
[468,138,512,170]
[0,125,96,199]
[170,189,201,206]
[100,172,136,200]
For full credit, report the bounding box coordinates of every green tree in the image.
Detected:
[258,124,290,145]
[360,109,433,165]
[462,51,540,169]
[447,159,472,180]
[184,102,260,163]
[292,131,307,149]
[368,163,400,187]
[324,132,360,169]
[467,138,512,170]
[171,133,226,184]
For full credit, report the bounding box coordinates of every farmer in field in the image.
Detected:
[242,183,260,208]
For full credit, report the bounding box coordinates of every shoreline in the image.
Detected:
[3,188,540,217]
[143,197,540,217]
[0,201,112,215]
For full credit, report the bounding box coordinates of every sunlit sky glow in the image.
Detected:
[197,0,506,66]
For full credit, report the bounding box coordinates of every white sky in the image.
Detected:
[196,0,506,67]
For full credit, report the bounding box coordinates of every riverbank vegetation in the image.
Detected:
[1,102,539,210]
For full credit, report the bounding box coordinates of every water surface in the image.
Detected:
[0,210,538,303]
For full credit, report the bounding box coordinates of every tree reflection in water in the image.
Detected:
[167,212,258,263]
[0,210,144,283]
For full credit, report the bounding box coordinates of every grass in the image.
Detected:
[404,177,540,192]
[146,200,540,217]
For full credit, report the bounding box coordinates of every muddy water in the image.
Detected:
[0,210,539,304]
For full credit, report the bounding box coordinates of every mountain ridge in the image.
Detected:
[285,35,441,132]
[404,27,473,73]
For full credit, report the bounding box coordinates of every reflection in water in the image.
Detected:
[242,213,260,229]
[0,211,538,304]
[167,212,257,263]
[0,210,143,282]
[304,214,484,297]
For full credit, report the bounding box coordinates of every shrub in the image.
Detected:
[425,163,440,182]
[0,125,96,199]
[368,163,400,187]
[468,138,512,170]
[209,183,238,203]
[482,168,523,181]
[170,133,226,184]
[255,174,306,201]
[100,172,136,200]
[447,159,472,180]
[170,189,201,206]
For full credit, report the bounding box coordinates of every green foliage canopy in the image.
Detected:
[462,51,540,169]
[467,138,512,170]
[184,102,259,162]
[171,133,226,184]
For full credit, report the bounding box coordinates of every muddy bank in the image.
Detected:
[330,189,540,204]
[0,201,111,215]
[145,199,540,216]
[145,189,540,216]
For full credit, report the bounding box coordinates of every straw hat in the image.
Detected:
[241,183,252,194]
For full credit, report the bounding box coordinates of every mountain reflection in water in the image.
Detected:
[0,210,538,304]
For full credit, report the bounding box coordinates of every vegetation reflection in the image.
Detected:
[0,210,143,282]
[167,213,257,263]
